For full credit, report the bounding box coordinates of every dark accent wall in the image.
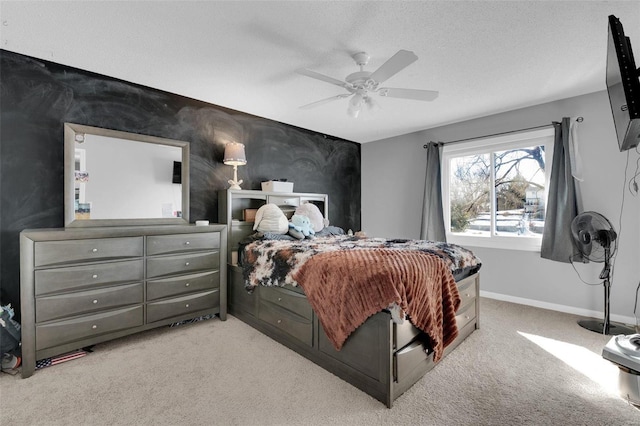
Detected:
[0,50,361,319]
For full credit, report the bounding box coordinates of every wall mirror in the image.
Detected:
[64,122,190,227]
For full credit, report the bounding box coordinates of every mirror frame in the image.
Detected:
[64,122,190,227]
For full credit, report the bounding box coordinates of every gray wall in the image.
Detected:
[363,91,640,324]
[0,50,361,319]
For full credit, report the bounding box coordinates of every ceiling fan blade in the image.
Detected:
[299,94,351,110]
[378,87,439,101]
[368,50,418,84]
[296,68,350,88]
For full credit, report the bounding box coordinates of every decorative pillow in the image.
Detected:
[295,203,327,232]
[253,204,289,234]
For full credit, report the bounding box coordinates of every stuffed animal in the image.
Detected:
[295,203,328,232]
[253,204,289,234]
[288,214,315,239]
[287,223,304,240]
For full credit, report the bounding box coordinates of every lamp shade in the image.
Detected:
[223,142,247,166]
[347,92,364,118]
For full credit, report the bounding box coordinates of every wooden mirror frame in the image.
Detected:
[64,122,190,227]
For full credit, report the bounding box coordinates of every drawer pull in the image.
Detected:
[185,262,190,266]
[185,241,190,245]
[185,304,190,308]
[92,325,97,329]
[278,297,282,302]
[185,283,190,287]
[92,299,98,304]
[92,248,98,253]
[465,315,470,320]
[466,293,470,297]
[277,319,282,324]
[92,274,98,279]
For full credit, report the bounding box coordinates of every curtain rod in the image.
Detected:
[423,116,583,148]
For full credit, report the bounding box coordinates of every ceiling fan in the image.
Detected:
[296,49,438,118]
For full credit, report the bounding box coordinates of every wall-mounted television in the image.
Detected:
[606,15,640,152]
[172,161,182,184]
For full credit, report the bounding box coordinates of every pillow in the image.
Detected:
[295,203,327,232]
[253,204,289,234]
[315,226,345,237]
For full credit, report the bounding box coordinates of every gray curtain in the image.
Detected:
[541,117,581,262]
[420,142,446,241]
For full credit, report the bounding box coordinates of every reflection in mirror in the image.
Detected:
[64,123,190,227]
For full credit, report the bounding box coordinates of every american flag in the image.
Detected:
[35,350,87,370]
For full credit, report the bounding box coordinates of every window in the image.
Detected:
[442,128,554,251]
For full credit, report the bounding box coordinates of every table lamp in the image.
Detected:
[223,142,247,190]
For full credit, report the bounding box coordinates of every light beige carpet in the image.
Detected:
[1,298,639,425]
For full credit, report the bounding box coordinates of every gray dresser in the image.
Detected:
[20,225,226,378]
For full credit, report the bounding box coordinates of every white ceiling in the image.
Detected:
[1,1,639,143]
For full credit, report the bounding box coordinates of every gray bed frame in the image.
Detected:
[219,189,479,407]
[228,265,479,408]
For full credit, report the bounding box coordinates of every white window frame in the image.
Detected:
[441,127,555,251]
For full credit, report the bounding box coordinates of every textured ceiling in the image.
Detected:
[2,1,639,143]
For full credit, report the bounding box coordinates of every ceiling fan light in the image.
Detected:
[347,93,364,118]
[365,96,380,113]
[347,104,361,118]
[349,93,364,107]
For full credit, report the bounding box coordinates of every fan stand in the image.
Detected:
[578,248,636,335]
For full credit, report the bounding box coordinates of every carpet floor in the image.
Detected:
[1,298,639,425]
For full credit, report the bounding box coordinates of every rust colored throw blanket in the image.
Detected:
[293,249,461,362]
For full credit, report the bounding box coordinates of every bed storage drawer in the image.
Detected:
[36,282,143,322]
[146,290,220,323]
[147,270,219,301]
[259,300,313,346]
[394,338,432,383]
[36,305,143,350]
[147,233,220,256]
[457,275,477,310]
[34,237,143,267]
[394,320,422,350]
[455,299,476,330]
[260,286,312,320]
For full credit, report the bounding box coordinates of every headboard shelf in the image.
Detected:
[218,189,328,265]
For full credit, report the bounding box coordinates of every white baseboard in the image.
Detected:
[480,290,638,328]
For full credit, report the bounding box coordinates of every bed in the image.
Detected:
[230,229,481,407]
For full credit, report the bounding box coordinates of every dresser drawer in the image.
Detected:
[260,286,312,320]
[147,233,220,256]
[35,259,144,296]
[258,300,313,346]
[36,305,143,350]
[146,290,220,323]
[147,270,220,301]
[34,237,143,267]
[146,252,219,279]
[37,282,143,322]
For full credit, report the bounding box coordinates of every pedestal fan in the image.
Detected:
[571,211,635,335]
